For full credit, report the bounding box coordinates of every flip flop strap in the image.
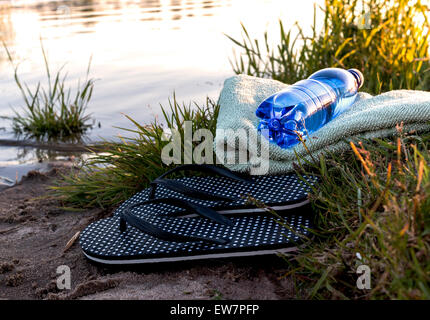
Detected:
[150,178,238,201]
[149,164,253,201]
[119,198,232,245]
[157,164,252,183]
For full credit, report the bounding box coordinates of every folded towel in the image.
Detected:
[214,74,430,175]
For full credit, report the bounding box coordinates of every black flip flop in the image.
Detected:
[80,197,313,264]
[112,164,317,218]
[80,165,317,264]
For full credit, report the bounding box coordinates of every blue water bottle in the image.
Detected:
[256,67,364,148]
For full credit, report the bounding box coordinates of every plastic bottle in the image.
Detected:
[256,67,364,148]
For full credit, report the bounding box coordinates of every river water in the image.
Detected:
[0,0,320,183]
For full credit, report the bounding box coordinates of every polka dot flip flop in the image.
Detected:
[80,165,317,264]
[112,164,318,218]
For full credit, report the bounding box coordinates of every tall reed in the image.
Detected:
[5,43,94,141]
[51,96,219,208]
[227,0,430,94]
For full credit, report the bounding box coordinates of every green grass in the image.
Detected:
[51,95,219,208]
[4,43,94,141]
[227,0,430,94]
[285,129,430,299]
[50,0,430,299]
[224,0,430,298]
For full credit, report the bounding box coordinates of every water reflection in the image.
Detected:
[0,0,320,174]
[14,145,83,163]
[2,0,225,25]
[1,0,225,47]
[0,144,84,189]
[0,4,15,45]
[0,0,235,106]
[0,0,231,64]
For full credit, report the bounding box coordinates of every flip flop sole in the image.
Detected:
[113,174,317,218]
[80,211,312,265]
[82,246,300,264]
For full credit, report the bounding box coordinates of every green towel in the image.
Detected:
[214,74,430,175]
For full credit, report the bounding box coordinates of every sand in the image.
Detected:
[0,164,297,300]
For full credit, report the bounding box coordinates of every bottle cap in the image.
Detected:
[348,69,364,89]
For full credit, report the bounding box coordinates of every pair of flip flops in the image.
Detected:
[80,164,317,264]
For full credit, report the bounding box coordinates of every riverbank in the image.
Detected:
[0,139,106,190]
[0,163,298,300]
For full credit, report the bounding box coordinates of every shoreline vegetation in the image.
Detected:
[2,0,429,299]
[227,0,430,95]
[4,42,95,142]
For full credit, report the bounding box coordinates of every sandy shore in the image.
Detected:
[0,164,297,300]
